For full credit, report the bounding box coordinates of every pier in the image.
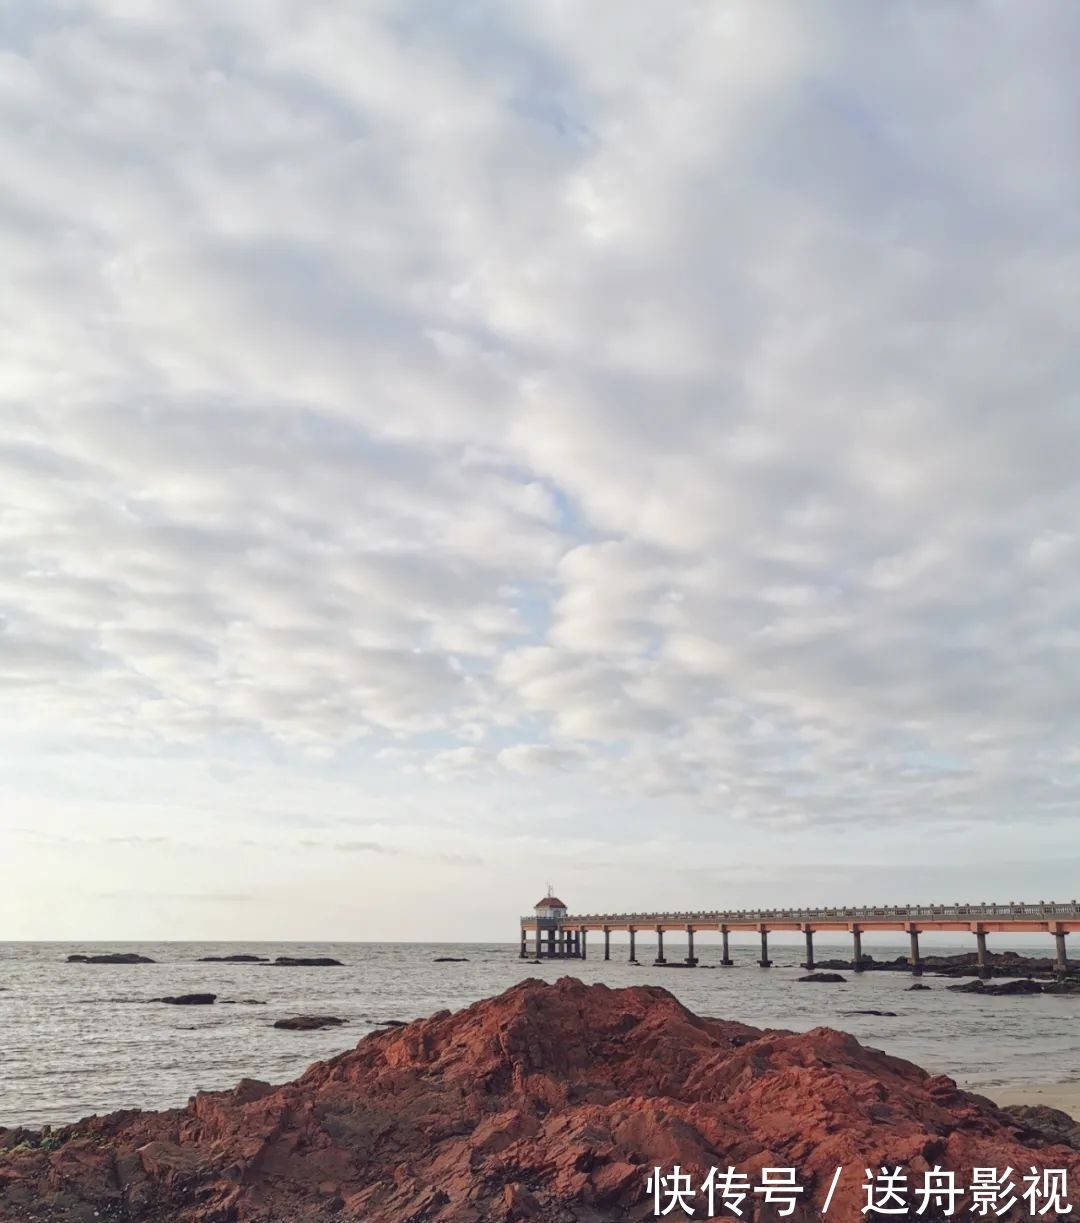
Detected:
[519,894,1080,977]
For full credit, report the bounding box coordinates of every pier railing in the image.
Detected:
[520,900,1080,924]
[519,899,1079,972]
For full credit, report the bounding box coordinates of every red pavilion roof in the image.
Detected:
[534,896,567,909]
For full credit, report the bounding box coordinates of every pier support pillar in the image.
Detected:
[720,925,733,966]
[534,924,542,959]
[628,927,637,963]
[758,926,772,968]
[908,927,923,976]
[580,929,587,960]
[852,926,864,972]
[547,927,556,957]
[1054,929,1069,975]
[520,928,527,958]
[655,927,666,965]
[604,927,611,960]
[802,927,815,971]
[685,925,697,966]
[975,929,990,979]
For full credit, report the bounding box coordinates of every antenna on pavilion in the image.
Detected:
[546,882,554,897]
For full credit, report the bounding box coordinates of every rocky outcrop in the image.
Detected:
[66,952,155,964]
[157,994,217,1005]
[798,971,846,982]
[1003,1105,1080,1151]
[1,977,1077,1222]
[273,1015,347,1030]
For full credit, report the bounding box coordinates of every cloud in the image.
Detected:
[95,891,257,903]
[2,1,1080,936]
[298,839,399,855]
[497,744,586,776]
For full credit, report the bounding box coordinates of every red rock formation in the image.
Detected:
[1,977,1076,1221]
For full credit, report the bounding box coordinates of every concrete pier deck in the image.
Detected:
[519,900,1080,975]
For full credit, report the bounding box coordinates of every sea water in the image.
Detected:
[1,939,1076,1128]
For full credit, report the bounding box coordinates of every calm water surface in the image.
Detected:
[1,940,1076,1127]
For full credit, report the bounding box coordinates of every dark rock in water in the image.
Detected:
[1003,1104,1080,1151]
[948,977,1044,995]
[805,951,1067,980]
[271,957,344,967]
[198,954,270,963]
[273,1015,347,1030]
[798,972,846,983]
[67,953,155,964]
[831,950,1063,980]
[157,994,217,1006]
[1044,978,1080,995]
[842,1009,898,1017]
[908,983,932,990]
[376,1019,406,1027]
[433,957,469,962]
[219,999,268,1006]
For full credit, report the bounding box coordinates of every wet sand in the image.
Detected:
[982,1082,1080,1116]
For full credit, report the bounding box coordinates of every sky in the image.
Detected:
[2,1,1080,942]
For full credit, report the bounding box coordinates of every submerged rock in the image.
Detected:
[273,1015,347,1030]
[271,956,344,967]
[798,971,847,983]
[433,957,469,962]
[157,994,217,1006]
[198,954,270,963]
[2,977,1077,1222]
[1044,978,1080,995]
[948,977,1044,996]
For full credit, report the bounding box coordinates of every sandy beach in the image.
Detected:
[983,1082,1080,1116]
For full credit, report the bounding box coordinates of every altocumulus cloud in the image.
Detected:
[3,0,1080,934]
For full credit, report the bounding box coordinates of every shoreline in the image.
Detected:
[976,1081,1080,1116]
